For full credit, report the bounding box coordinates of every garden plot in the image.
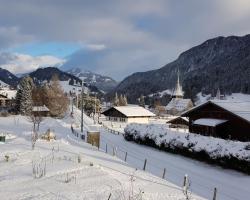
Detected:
[0,115,203,200]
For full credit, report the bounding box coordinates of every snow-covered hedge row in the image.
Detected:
[124,123,250,173]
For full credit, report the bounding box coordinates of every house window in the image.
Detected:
[120,118,125,122]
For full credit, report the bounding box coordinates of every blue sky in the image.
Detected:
[11,42,81,58]
[0,0,250,80]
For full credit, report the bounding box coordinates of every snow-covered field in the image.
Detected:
[0,114,200,200]
[72,109,250,200]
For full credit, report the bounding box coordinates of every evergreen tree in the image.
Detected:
[119,94,126,106]
[113,92,119,106]
[139,94,145,107]
[123,94,128,106]
[82,95,101,116]
[15,76,34,115]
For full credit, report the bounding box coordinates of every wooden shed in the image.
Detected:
[87,131,100,148]
[167,116,189,129]
[32,105,50,117]
[0,94,14,112]
[182,101,250,141]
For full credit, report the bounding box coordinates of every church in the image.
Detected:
[166,72,193,115]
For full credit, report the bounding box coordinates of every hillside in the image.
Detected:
[29,67,82,85]
[67,68,118,93]
[112,34,250,102]
[0,68,19,87]
[28,67,101,94]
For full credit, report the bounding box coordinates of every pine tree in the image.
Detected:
[123,94,128,106]
[139,94,145,107]
[119,94,126,106]
[113,92,119,106]
[16,76,34,115]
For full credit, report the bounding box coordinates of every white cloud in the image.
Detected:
[0,0,250,79]
[0,52,65,74]
[85,44,106,51]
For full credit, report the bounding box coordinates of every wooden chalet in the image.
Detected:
[0,93,14,112]
[182,101,250,141]
[102,106,155,124]
[32,105,50,117]
[167,116,189,129]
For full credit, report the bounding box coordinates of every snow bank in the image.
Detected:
[124,123,250,172]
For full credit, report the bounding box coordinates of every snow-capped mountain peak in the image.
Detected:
[67,68,118,93]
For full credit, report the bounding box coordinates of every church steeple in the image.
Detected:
[172,69,183,99]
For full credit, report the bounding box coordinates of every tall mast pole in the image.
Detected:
[81,81,84,133]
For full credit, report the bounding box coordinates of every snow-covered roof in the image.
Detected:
[193,118,227,127]
[166,98,192,111]
[32,105,50,112]
[212,100,250,122]
[167,116,188,123]
[113,106,155,117]
[182,100,250,123]
[0,89,17,99]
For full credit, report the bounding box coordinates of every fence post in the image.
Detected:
[162,168,166,179]
[124,152,127,162]
[108,193,112,200]
[213,187,217,200]
[106,144,108,153]
[143,159,147,171]
[183,174,188,188]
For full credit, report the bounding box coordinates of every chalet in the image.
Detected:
[102,106,155,124]
[32,105,50,117]
[182,100,250,141]
[0,93,15,112]
[166,72,193,115]
[167,116,189,129]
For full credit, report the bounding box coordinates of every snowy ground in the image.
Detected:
[99,131,250,200]
[1,106,250,200]
[0,114,201,200]
[74,108,250,200]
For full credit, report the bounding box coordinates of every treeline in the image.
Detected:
[76,94,101,116]
[15,75,69,117]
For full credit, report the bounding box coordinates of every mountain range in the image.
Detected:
[111,34,250,102]
[1,34,250,102]
[66,68,118,93]
[0,68,19,87]
[0,67,100,94]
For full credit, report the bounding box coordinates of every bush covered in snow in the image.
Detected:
[124,123,250,174]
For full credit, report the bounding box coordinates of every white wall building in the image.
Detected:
[102,105,155,124]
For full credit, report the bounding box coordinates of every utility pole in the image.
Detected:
[81,82,84,133]
[94,94,96,124]
[71,96,74,114]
